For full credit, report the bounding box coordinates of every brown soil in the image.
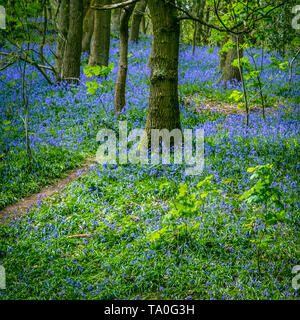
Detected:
[186,96,273,115]
[0,157,97,224]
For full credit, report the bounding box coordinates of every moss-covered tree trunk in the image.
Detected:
[89,0,111,67]
[114,3,136,112]
[61,0,83,83]
[221,34,243,86]
[145,0,181,134]
[130,0,148,43]
[82,6,94,53]
[55,0,69,76]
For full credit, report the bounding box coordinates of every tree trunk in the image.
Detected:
[192,1,201,55]
[145,0,181,134]
[89,0,111,67]
[114,3,136,112]
[82,6,94,53]
[201,4,211,45]
[219,35,228,70]
[192,0,206,47]
[221,34,243,86]
[55,0,69,76]
[130,0,148,43]
[141,15,146,34]
[61,0,83,83]
[111,8,121,32]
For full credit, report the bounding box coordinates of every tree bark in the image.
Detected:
[114,3,136,112]
[82,6,94,52]
[111,8,121,31]
[89,0,112,67]
[129,0,148,43]
[219,35,228,70]
[55,0,69,76]
[61,0,83,83]
[141,15,146,34]
[192,1,201,55]
[201,4,211,45]
[145,0,181,134]
[221,34,243,87]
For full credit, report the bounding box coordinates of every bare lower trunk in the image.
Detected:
[194,0,206,46]
[130,0,148,43]
[201,4,211,45]
[221,34,243,87]
[55,0,69,76]
[145,0,181,134]
[40,1,48,64]
[192,2,201,55]
[61,0,83,83]
[82,6,94,53]
[114,3,135,112]
[89,0,111,67]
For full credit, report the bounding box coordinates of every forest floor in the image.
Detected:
[0,157,96,224]
[0,38,299,300]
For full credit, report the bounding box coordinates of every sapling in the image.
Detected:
[240,164,287,275]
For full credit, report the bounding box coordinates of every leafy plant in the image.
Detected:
[240,164,287,275]
[84,63,114,95]
[148,175,221,247]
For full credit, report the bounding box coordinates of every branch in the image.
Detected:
[0,59,17,72]
[91,0,140,11]
[173,0,286,35]
[0,51,54,85]
[289,47,300,83]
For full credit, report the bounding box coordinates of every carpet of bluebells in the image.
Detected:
[0,37,299,299]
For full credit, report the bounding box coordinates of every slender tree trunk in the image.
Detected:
[192,2,201,55]
[47,3,53,21]
[62,0,83,83]
[221,34,243,87]
[82,6,94,52]
[130,0,148,43]
[236,35,249,125]
[55,0,69,76]
[114,3,136,112]
[89,0,111,67]
[145,0,181,134]
[195,0,206,45]
[40,0,48,64]
[20,60,32,163]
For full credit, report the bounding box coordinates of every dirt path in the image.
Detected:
[0,157,97,224]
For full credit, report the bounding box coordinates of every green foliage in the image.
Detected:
[240,164,289,275]
[219,39,235,55]
[148,175,221,244]
[240,164,286,226]
[84,63,114,78]
[232,56,251,69]
[84,64,114,95]
[229,90,244,103]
